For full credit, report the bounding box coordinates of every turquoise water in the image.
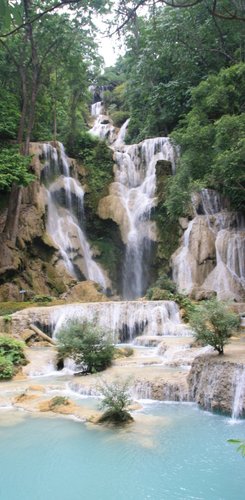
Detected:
[0,403,244,500]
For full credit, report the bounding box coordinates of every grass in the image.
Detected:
[0,300,66,316]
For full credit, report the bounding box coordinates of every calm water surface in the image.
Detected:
[0,402,244,500]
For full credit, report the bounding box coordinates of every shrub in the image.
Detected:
[0,355,14,379]
[49,396,69,409]
[98,379,133,424]
[189,299,240,355]
[32,295,53,303]
[57,320,115,374]
[0,335,26,366]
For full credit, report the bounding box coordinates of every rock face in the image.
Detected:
[188,356,245,416]
[171,189,245,301]
[0,142,109,299]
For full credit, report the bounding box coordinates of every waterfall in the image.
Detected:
[90,105,176,299]
[172,188,245,300]
[43,142,107,289]
[172,220,195,294]
[232,366,245,420]
[114,137,175,299]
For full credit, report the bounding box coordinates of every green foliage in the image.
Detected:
[0,147,34,191]
[0,355,14,379]
[76,133,114,211]
[155,273,177,293]
[0,335,26,366]
[166,63,245,218]
[189,299,240,354]
[110,110,130,127]
[32,295,53,303]
[122,2,244,144]
[228,439,245,457]
[0,88,20,139]
[57,320,115,374]
[49,396,69,409]
[98,378,133,424]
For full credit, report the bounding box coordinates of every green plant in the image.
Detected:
[49,396,69,409]
[98,378,133,424]
[57,320,115,374]
[0,355,14,379]
[189,299,240,355]
[155,273,177,293]
[110,110,130,127]
[0,335,26,366]
[32,295,53,303]
[2,315,12,323]
[228,439,245,457]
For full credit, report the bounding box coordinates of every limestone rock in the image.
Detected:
[63,281,109,302]
[188,356,245,415]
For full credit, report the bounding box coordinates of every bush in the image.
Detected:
[0,335,26,366]
[32,295,53,303]
[57,320,115,374]
[98,379,133,424]
[0,355,14,379]
[189,299,240,354]
[155,273,177,293]
[49,396,69,409]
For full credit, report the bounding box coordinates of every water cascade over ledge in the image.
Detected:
[91,102,176,299]
[172,189,245,300]
[12,300,193,342]
[42,142,107,289]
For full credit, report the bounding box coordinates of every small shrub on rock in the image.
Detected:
[189,299,240,355]
[98,379,133,425]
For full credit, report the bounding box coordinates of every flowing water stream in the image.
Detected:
[90,102,176,298]
[42,142,106,288]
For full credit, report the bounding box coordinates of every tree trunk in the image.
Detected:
[3,184,22,243]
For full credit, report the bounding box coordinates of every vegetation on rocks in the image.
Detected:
[98,379,133,425]
[0,335,26,379]
[57,320,115,374]
[189,299,240,355]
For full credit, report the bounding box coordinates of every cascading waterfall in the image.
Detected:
[172,188,245,300]
[232,366,245,420]
[91,104,176,298]
[42,142,106,289]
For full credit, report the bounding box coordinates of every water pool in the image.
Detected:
[0,403,244,500]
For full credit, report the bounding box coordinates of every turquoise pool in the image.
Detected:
[0,403,244,500]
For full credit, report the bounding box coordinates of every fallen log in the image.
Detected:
[29,323,56,345]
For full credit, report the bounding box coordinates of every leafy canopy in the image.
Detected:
[0,148,34,191]
[166,63,245,218]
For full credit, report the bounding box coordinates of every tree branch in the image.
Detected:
[0,0,80,38]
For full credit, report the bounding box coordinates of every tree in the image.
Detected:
[117,1,244,144]
[98,378,134,424]
[0,147,34,191]
[189,299,240,355]
[57,320,115,373]
[166,63,245,219]
[0,0,105,245]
